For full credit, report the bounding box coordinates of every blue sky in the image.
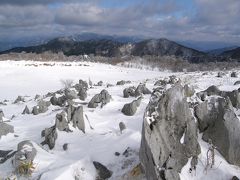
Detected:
[0,0,239,49]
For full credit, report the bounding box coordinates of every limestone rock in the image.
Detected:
[122,97,142,116]
[0,122,14,138]
[195,97,240,166]
[140,85,200,180]
[13,140,37,169]
[123,87,136,98]
[32,100,50,115]
[41,126,58,149]
[50,95,67,107]
[135,84,151,97]
[14,96,25,104]
[55,111,70,132]
[88,90,111,108]
[22,105,30,115]
[93,161,112,180]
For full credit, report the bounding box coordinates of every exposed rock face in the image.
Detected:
[88,90,111,108]
[140,85,200,180]
[0,109,4,122]
[154,79,168,86]
[50,95,67,107]
[116,80,131,85]
[14,96,25,104]
[13,140,37,168]
[41,126,58,149]
[78,87,87,101]
[184,85,195,97]
[93,161,112,180]
[55,111,70,132]
[123,87,136,98]
[32,100,51,115]
[22,105,30,114]
[0,122,14,138]
[64,89,78,100]
[231,72,238,77]
[66,104,85,133]
[71,106,85,133]
[197,85,240,108]
[76,79,88,91]
[135,84,151,97]
[97,81,103,86]
[122,97,142,116]
[217,72,225,78]
[195,97,240,166]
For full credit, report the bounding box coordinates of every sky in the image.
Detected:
[0,0,239,48]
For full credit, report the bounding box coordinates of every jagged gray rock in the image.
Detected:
[217,72,225,78]
[119,122,126,133]
[0,122,14,138]
[71,106,85,133]
[55,111,70,132]
[13,140,37,169]
[135,84,151,97]
[154,79,168,86]
[41,126,58,149]
[64,89,78,100]
[14,96,25,104]
[123,87,136,98]
[0,109,4,122]
[195,97,240,166]
[78,87,87,101]
[231,72,238,77]
[93,161,112,180]
[32,100,51,115]
[22,105,30,114]
[184,84,195,97]
[88,90,111,108]
[140,85,200,180]
[121,97,142,116]
[116,80,131,85]
[76,79,88,91]
[0,150,16,164]
[197,86,240,109]
[63,143,68,151]
[50,95,67,107]
[97,81,103,86]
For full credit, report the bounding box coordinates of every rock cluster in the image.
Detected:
[32,100,51,115]
[123,84,151,98]
[88,90,111,108]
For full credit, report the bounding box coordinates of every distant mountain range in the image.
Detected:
[0,33,239,62]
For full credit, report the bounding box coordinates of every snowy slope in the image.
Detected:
[0,61,240,179]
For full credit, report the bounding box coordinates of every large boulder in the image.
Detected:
[121,97,142,116]
[198,86,240,109]
[41,126,58,149]
[88,90,111,108]
[78,87,87,101]
[14,96,25,104]
[13,141,37,169]
[22,105,30,115]
[116,80,131,86]
[195,97,240,166]
[66,104,85,133]
[135,84,151,97]
[0,122,14,138]
[123,87,136,98]
[32,100,51,115]
[50,95,67,107]
[71,106,85,133]
[64,89,78,100]
[93,161,112,180]
[55,111,70,132]
[75,79,88,91]
[140,85,200,180]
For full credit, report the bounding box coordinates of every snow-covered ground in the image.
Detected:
[0,60,240,179]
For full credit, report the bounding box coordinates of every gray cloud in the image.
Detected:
[0,0,239,46]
